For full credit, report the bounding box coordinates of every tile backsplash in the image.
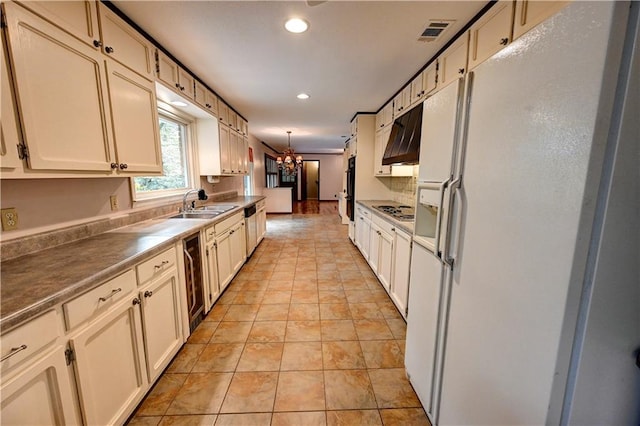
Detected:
[390,166,418,207]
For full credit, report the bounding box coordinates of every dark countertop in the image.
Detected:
[356,200,415,234]
[0,196,265,333]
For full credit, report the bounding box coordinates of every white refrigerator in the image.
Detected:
[405,2,639,425]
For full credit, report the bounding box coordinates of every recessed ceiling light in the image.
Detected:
[297,93,310,100]
[285,18,309,33]
[170,100,188,107]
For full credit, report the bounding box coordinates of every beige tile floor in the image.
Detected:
[128,208,430,426]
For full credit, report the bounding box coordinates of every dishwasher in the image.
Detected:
[245,204,258,256]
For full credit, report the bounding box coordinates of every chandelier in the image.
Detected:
[277,131,303,175]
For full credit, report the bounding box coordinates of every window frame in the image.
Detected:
[265,153,279,188]
[130,106,197,204]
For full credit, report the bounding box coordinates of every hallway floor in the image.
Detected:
[128,205,429,425]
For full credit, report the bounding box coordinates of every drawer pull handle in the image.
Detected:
[99,288,122,302]
[1,345,27,362]
[154,260,170,270]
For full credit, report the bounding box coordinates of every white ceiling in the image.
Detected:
[112,1,487,153]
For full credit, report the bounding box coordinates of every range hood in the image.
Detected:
[382,102,423,165]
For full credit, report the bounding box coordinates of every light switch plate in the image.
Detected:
[1,208,19,231]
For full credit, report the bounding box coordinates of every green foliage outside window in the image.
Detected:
[134,116,189,193]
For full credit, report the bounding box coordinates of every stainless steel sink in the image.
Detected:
[196,205,238,212]
[169,212,220,219]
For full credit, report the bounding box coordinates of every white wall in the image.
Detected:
[297,153,343,200]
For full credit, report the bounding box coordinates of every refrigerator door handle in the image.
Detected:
[444,179,463,268]
[434,179,449,257]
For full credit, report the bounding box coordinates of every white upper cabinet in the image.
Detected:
[1,27,22,171]
[393,85,412,117]
[469,0,514,70]
[16,0,100,48]
[97,2,154,80]
[513,1,569,40]
[105,59,162,173]
[410,63,438,107]
[156,50,194,100]
[4,2,114,172]
[437,32,469,89]
[375,102,394,131]
[194,81,219,116]
[177,67,195,100]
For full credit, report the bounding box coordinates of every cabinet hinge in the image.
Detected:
[206,247,209,256]
[65,348,75,365]
[209,294,212,301]
[17,143,29,160]
[0,11,6,29]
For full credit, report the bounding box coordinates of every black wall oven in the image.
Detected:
[346,156,355,221]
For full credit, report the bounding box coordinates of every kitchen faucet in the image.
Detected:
[181,189,208,212]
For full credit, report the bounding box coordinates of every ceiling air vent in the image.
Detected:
[419,20,454,42]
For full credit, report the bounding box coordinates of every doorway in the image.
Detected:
[302,160,320,200]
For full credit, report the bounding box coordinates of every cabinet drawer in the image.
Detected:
[63,270,136,330]
[256,200,266,210]
[204,225,216,242]
[356,206,371,219]
[372,214,396,235]
[215,212,243,235]
[136,246,177,285]
[1,310,59,373]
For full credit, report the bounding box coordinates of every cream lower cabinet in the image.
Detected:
[69,295,147,426]
[355,207,372,260]
[203,225,221,312]
[215,213,246,292]
[1,310,80,426]
[370,218,394,292]
[257,202,267,244]
[138,267,182,383]
[390,228,412,318]
[1,345,80,426]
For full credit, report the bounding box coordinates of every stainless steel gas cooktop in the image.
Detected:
[373,205,415,222]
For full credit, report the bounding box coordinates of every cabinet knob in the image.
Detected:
[119,163,128,170]
[132,297,141,305]
[500,37,509,45]
[206,103,211,108]
[144,290,153,298]
[93,40,102,48]
[458,68,465,74]
[176,83,181,89]
[105,46,114,54]
[110,162,118,169]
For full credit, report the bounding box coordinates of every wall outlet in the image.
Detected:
[1,208,19,231]
[109,195,119,211]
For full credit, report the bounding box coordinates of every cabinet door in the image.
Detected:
[1,346,80,426]
[369,223,382,276]
[383,102,394,127]
[356,215,371,260]
[513,1,569,40]
[4,3,114,172]
[374,127,391,176]
[204,240,220,311]
[257,208,267,243]
[177,68,195,100]
[229,131,239,174]
[378,229,394,292]
[70,297,147,426]
[219,125,232,174]
[105,59,162,174]
[139,269,182,383]
[1,30,22,171]
[410,73,424,106]
[469,0,514,70]
[16,0,100,49]
[98,3,154,79]
[194,80,208,109]
[228,110,238,133]
[218,102,229,127]
[205,91,219,116]
[423,62,438,96]
[230,221,247,273]
[156,50,179,89]
[216,230,233,291]
[391,229,411,317]
[242,137,249,174]
[437,33,469,89]
[375,109,384,131]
